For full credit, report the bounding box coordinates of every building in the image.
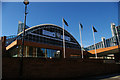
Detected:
[85,23,120,50]
[85,23,120,60]
[17,21,30,34]
[2,22,90,58]
[111,23,116,37]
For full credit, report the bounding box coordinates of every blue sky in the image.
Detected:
[2,2,118,47]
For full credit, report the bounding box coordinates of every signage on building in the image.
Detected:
[43,30,55,37]
[42,30,71,41]
[65,36,70,41]
[61,35,70,41]
[56,33,61,38]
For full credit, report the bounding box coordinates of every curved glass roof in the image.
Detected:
[17,24,81,49]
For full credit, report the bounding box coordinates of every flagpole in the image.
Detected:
[92,26,97,58]
[79,23,83,59]
[63,18,66,58]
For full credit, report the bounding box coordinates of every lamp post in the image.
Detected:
[20,0,29,79]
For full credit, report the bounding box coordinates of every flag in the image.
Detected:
[92,26,97,32]
[80,23,83,30]
[63,18,68,26]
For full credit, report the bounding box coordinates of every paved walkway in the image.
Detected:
[88,73,120,80]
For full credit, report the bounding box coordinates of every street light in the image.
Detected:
[20,0,29,79]
[24,0,29,5]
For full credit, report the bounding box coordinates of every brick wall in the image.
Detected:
[2,58,120,79]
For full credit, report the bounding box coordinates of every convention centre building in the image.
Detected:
[2,22,90,58]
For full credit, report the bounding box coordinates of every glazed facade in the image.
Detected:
[6,24,81,58]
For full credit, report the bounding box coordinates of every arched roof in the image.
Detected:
[17,24,80,47]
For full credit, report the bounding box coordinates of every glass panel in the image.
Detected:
[37,48,45,58]
[29,46,33,57]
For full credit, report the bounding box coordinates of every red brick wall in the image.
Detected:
[2,58,120,79]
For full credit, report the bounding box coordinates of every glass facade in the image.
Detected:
[5,24,81,58]
[14,45,61,58]
[21,25,81,49]
[6,35,17,46]
[6,24,81,50]
[116,26,120,44]
[85,36,117,51]
[17,21,29,34]
[85,25,120,51]
[29,46,33,57]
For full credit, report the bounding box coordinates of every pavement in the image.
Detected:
[86,73,120,80]
[1,73,120,80]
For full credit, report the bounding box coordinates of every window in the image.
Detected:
[29,46,33,57]
[37,48,45,57]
